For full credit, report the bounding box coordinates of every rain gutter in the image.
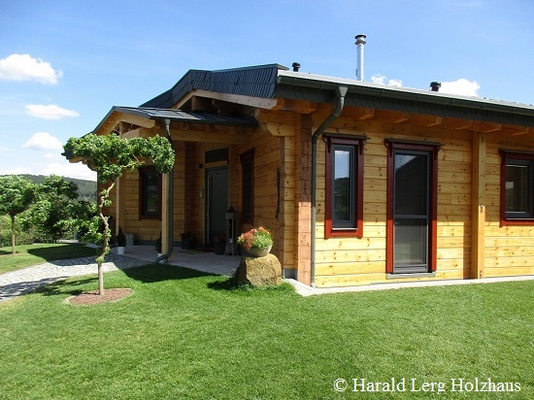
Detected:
[155,118,175,264]
[310,85,348,287]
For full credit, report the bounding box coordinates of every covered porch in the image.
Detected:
[111,245,240,276]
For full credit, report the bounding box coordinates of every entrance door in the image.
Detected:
[387,142,439,275]
[206,167,228,246]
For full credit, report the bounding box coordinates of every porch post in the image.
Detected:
[471,132,486,279]
[296,115,313,285]
[161,172,170,254]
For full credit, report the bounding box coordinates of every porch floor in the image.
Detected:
[114,245,240,276]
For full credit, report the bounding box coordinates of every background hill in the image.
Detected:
[2,174,97,202]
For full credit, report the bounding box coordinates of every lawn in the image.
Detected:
[0,264,533,399]
[0,243,97,274]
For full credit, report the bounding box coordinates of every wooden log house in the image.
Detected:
[80,63,534,288]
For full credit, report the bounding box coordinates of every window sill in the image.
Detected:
[326,229,362,239]
[501,219,534,227]
[386,272,436,280]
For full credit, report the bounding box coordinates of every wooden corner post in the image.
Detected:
[471,132,486,279]
[161,172,171,254]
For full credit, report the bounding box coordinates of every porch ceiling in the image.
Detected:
[92,106,258,136]
[113,106,258,127]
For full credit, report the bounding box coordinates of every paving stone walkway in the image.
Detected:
[0,254,148,303]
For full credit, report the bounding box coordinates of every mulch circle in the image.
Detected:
[65,288,133,305]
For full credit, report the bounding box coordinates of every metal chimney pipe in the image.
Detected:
[355,34,367,81]
[292,62,301,72]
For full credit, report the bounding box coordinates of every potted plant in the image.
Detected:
[213,233,226,255]
[180,232,196,250]
[237,226,273,257]
[116,227,126,255]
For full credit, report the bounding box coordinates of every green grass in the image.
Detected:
[0,243,97,274]
[1,264,533,399]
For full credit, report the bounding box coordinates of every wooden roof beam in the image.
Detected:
[374,110,409,123]
[477,121,503,133]
[274,98,317,114]
[510,126,532,136]
[352,107,375,120]
[408,115,443,127]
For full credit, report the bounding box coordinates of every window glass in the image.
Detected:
[140,167,161,218]
[324,134,365,239]
[500,151,534,225]
[333,147,353,225]
[505,162,530,214]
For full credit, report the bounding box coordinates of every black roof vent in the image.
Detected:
[292,62,301,72]
[430,81,441,92]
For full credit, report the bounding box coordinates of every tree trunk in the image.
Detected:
[10,215,16,255]
[98,262,104,295]
[96,181,115,296]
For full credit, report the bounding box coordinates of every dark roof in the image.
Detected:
[141,64,287,108]
[275,70,534,127]
[94,63,534,134]
[113,106,258,127]
[141,63,534,128]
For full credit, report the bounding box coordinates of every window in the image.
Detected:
[500,150,534,225]
[139,166,161,219]
[240,149,255,223]
[324,134,366,238]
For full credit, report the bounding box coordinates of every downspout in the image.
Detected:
[310,85,348,287]
[155,118,175,264]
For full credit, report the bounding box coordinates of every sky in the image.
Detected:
[0,0,532,182]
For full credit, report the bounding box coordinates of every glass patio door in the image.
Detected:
[392,151,431,273]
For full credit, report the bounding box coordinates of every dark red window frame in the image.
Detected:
[385,140,440,274]
[324,134,366,239]
[139,166,162,220]
[499,150,534,226]
[240,149,255,224]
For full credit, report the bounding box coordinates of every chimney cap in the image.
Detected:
[292,62,301,72]
[355,34,367,45]
[430,81,441,92]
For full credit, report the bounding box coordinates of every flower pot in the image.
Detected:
[247,245,272,257]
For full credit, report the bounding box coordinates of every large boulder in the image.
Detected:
[234,253,282,286]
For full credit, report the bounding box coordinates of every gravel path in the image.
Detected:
[0,254,149,303]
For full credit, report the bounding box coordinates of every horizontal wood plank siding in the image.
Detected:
[314,117,473,287]
[483,135,534,277]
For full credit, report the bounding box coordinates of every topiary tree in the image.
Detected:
[0,176,36,254]
[64,133,174,295]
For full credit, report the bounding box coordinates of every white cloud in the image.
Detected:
[1,155,96,181]
[22,132,64,151]
[43,161,97,181]
[25,104,80,120]
[439,78,480,97]
[371,74,403,87]
[0,54,62,85]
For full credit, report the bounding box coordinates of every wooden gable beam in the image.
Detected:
[120,114,155,129]
[176,89,278,110]
[169,127,247,145]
